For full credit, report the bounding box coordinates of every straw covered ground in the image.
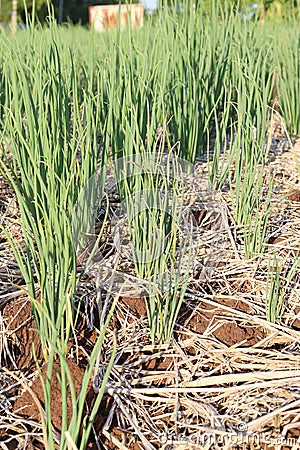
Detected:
[1,114,300,449]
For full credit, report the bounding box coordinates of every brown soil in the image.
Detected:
[120,295,147,317]
[286,188,300,202]
[179,297,267,347]
[0,297,157,449]
[291,306,300,329]
[2,299,93,438]
[1,290,267,449]
[13,359,86,429]
[119,291,265,349]
[2,297,42,372]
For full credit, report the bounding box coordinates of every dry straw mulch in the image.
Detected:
[1,115,300,449]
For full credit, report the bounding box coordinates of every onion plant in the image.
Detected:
[275,26,300,135]
[0,22,112,449]
[105,24,194,341]
[116,149,192,343]
[161,1,235,163]
[228,50,274,258]
[206,87,234,190]
[266,255,300,324]
[208,22,276,190]
[0,33,105,357]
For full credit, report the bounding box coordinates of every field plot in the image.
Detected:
[1,6,300,450]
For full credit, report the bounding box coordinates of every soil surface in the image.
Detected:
[1,285,270,449]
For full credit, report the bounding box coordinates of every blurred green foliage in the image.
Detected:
[0,0,299,26]
[0,0,120,24]
[0,0,49,23]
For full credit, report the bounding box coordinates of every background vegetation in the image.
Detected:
[0,0,299,25]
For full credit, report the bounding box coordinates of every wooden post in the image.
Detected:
[11,0,17,32]
[259,2,265,25]
[58,0,64,24]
